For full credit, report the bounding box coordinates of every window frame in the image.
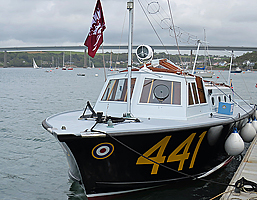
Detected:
[139,78,181,105]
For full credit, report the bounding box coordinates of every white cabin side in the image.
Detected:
[93,69,226,120]
[204,83,234,113]
[185,76,211,119]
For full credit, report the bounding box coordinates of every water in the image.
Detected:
[0,68,256,200]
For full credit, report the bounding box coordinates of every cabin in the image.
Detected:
[94,58,234,120]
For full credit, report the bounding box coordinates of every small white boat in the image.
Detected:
[195,70,214,78]
[231,67,242,73]
[33,58,40,69]
[77,73,85,76]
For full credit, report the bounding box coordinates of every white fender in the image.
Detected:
[240,120,256,142]
[225,128,244,156]
[207,125,223,146]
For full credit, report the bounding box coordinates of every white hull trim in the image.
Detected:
[87,185,160,199]
[196,156,233,179]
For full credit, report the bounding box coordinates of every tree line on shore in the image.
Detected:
[0,51,256,69]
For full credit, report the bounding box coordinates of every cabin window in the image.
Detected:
[195,76,207,103]
[218,96,221,102]
[140,79,181,105]
[188,78,207,106]
[188,84,194,105]
[191,83,199,104]
[101,78,136,101]
[188,82,201,105]
[224,96,227,102]
[229,95,232,102]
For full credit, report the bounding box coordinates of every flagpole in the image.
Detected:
[102,45,107,81]
[127,0,133,117]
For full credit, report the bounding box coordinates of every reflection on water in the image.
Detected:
[68,181,88,200]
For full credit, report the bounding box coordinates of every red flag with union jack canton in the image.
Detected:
[84,0,106,58]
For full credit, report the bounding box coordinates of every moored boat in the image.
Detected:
[195,70,214,78]
[42,1,256,199]
[231,67,242,73]
[42,54,255,198]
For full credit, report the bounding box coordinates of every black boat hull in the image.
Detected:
[59,124,233,198]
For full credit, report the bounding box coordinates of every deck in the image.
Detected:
[221,134,257,200]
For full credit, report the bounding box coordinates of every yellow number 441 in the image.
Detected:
[136,131,207,174]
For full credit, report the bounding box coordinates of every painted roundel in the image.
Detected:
[92,143,114,159]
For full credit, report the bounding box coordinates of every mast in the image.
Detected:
[227,50,233,84]
[70,51,71,67]
[110,50,112,69]
[62,52,65,67]
[203,29,207,69]
[192,40,201,74]
[127,0,133,117]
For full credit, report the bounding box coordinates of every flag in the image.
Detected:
[84,0,106,58]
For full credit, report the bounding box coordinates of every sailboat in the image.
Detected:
[193,30,214,78]
[32,58,40,69]
[42,1,256,199]
[67,52,74,70]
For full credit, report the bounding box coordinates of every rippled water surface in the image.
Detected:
[0,68,256,200]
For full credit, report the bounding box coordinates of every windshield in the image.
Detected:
[101,78,136,102]
[140,79,181,105]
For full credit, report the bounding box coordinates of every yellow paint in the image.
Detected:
[170,81,174,104]
[167,133,196,171]
[136,131,207,174]
[190,131,207,168]
[136,136,171,174]
[106,80,116,101]
[147,80,154,103]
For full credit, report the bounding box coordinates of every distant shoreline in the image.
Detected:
[0,66,255,71]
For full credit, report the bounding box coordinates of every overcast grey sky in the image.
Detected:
[1,0,257,54]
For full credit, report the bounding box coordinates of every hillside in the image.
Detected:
[0,51,256,69]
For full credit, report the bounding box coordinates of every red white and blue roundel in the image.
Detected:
[92,143,114,159]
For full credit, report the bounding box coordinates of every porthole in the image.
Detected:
[211,97,215,105]
[153,84,169,102]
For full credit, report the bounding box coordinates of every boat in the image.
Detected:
[77,73,86,76]
[195,69,214,78]
[231,66,242,73]
[245,69,252,73]
[42,1,256,199]
[192,36,214,78]
[33,58,40,69]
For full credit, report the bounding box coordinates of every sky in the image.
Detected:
[1,0,257,55]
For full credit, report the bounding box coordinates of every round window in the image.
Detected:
[153,84,169,102]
